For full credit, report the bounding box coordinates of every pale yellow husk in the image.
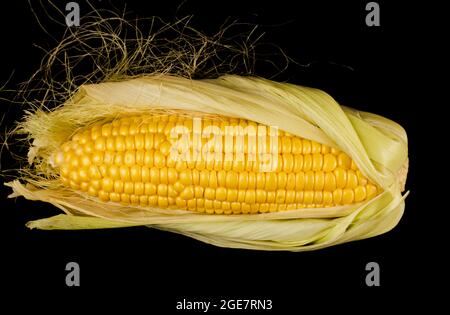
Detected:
[7,74,408,251]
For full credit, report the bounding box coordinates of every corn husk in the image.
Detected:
[6,74,408,251]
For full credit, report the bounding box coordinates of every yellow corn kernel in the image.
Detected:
[55,114,382,213]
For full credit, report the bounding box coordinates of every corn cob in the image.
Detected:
[53,114,380,214]
[7,75,408,251]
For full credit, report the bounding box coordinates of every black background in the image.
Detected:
[0,0,438,312]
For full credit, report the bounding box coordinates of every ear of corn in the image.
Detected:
[52,113,381,213]
[7,74,408,251]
